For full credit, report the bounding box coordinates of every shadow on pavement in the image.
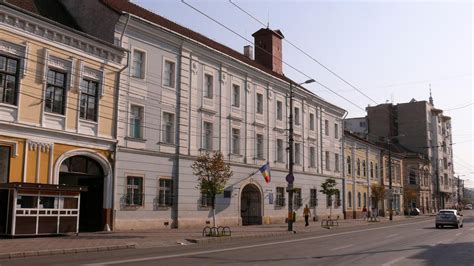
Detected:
[408,242,474,266]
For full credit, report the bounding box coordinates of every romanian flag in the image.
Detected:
[259,162,271,183]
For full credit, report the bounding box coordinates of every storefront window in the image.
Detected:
[0,146,10,183]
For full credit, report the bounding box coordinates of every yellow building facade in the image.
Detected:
[343,132,382,219]
[0,2,124,232]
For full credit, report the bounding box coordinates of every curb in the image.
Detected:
[186,231,294,244]
[0,243,136,260]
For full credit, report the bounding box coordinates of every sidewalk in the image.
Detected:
[0,215,431,259]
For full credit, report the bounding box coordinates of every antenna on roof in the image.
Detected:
[267,10,270,28]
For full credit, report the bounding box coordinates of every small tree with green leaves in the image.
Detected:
[320,179,339,219]
[371,183,385,216]
[191,151,233,227]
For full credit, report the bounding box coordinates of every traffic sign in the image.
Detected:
[286,174,294,184]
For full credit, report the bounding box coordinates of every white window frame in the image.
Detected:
[202,121,213,150]
[256,92,264,114]
[325,119,329,136]
[256,134,264,159]
[203,73,213,99]
[294,143,301,165]
[294,107,300,125]
[309,113,315,131]
[335,153,340,172]
[158,177,173,207]
[161,111,175,144]
[334,123,339,139]
[276,139,284,163]
[309,147,316,168]
[232,84,240,107]
[162,57,176,89]
[232,128,241,155]
[131,48,146,79]
[276,100,283,121]
[128,103,145,139]
[325,151,330,171]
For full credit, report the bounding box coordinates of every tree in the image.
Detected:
[320,179,339,219]
[371,183,385,216]
[191,151,233,227]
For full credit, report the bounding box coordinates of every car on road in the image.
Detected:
[435,209,463,229]
[464,204,472,210]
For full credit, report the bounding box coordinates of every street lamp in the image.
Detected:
[287,78,315,232]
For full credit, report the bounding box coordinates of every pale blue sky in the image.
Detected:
[135,0,473,187]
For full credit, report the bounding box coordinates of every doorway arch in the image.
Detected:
[240,184,262,225]
[54,150,112,232]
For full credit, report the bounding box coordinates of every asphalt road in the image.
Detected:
[2,211,473,266]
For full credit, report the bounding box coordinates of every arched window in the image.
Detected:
[348,191,352,208]
[370,162,374,178]
[347,156,351,174]
[357,159,361,176]
[357,192,361,207]
[362,160,366,177]
[363,192,367,208]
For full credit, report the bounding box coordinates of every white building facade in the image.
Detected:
[62,0,346,229]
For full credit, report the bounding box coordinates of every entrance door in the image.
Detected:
[59,156,104,232]
[241,184,262,225]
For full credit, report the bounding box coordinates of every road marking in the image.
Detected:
[455,233,462,236]
[382,256,405,266]
[385,234,399,238]
[330,244,353,251]
[84,219,432,266]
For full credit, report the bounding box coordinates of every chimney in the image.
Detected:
[243,45,253,60]
[252,28,284,75]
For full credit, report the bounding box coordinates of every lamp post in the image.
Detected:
[288,78,315,232]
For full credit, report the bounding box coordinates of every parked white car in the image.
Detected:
[435,209,463,229]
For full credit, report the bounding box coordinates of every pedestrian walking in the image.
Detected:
[303,204,311,226]
[362,206,368,220]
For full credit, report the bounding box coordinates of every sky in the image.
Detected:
[134,0,473,187]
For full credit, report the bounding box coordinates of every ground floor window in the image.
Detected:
[126,176,143,206]
[309,189,318,207]
[158,178,173,207]
[200,191,211,207]
[294,188,302,208]
[0,146,10,183]
[276,187,285,207]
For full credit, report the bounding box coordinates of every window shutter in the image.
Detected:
[22,42,29,78]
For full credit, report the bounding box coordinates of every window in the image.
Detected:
[309,147,316,168]
[294,143,301,165]
[326,194,332,208]
[232,84,240,107]
[362,160,366,176]
[203,122,213,150]
[335,192,341,208]
[309,189,318,207]
[334,153,339,172]
[370,162,374,178]
[348,191,352,208]
[256,93,263,114]
[200,191,211,207]
[80,79,98,121]
[158,178,173,207]
[204,74,213,99]
[363,192,367,208]
[443,158,448,169]
[357,192,361,208]
[409,170,417,185]
[334,123,339,139]
[0,146,10,183]
[162,112,175,144]
[325,151,330,171]
[232,128,240,155]
[277,139,284,162]
[163,60,175,88]
[45,69,67,115]
[276,100,283,121]
[276,187,285,206]
[294,107,300,125]
[126,176,143,206]
[357,158,361,176]
[0,55,19,105]
[132,50,145,78]
[129,105,143,139]
[347,156,351,174]
[375,164,378,178]
[294,188,302,208]
[324,119,329,136]
[256,134,264,159]
[310,113,315,131]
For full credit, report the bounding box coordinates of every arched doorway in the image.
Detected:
[241,184,262,225]
[59,156,104,232]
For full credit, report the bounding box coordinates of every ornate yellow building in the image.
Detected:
[0,1,124,232]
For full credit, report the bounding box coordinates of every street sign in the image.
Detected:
[286,173,294,184]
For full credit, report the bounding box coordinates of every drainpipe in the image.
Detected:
[111,13,131,231]
[341,110,348,218]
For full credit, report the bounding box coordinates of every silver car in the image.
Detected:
[435,209,463,229]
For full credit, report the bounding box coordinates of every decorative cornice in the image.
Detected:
[0,6,124,64]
